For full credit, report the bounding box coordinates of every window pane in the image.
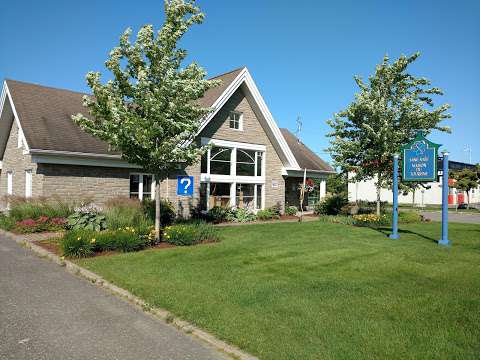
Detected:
[130,175,140,194]
[210,147,231,175]
[256,185,262,209]
[256,152,263,176]
[211,147,231,161]
[210,183,231,208]
[236,183,255,209]
[143,175,152,197]
[201,152,207,173]
[236,149,255,176]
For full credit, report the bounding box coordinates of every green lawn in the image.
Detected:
[79,221,480,360]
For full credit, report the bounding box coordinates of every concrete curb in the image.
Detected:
[0,229,258,360]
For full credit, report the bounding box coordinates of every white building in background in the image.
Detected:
[348,160,480,206]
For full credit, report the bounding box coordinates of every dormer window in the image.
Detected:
[229,111,243,130]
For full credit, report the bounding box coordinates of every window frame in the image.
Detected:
[129,173,155,200]
[228,111,243,131]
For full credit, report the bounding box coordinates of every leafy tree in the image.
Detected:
[73,0,220,241]
[327,53,451,215]
[452,168,479,208]
[326,172,347,197]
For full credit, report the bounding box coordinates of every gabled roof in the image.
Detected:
[280,128,335,173]
[0,67,300,169]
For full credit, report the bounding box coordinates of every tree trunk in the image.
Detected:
[155,175,162,243]
[376,183,381,216]
[412,189,416,208]
[467,190,470,209]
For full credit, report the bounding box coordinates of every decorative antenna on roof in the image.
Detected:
[295,116,302,143]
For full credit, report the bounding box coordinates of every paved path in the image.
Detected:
[0,235,229,360]
[421,211,480,224]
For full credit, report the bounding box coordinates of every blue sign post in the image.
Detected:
[177,176,193,196]
[438,152,450,246]
[389,154,400,239]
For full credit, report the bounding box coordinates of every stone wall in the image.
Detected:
[0,120,43,202]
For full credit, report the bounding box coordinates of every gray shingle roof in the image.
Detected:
[280,128,334,173]
[4,67,245,155]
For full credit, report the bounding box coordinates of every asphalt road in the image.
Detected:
[420,211,480,224]
[0,236,229,360]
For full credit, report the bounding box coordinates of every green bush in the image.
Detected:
[103,198,153,230]
[226,208,257,222]
[67,210,106,231]
[314,195,348,215]
[318,215,355,226]
[284,206,298,216]
[8,197,77,221]
[257,209,274,220]
[0,214,17,231]
[141,198,175,226]
[207,206,229,223]
[164,223,220,246]
[268,203,282,217]
[355,200,387,214]
[60,230,95,258]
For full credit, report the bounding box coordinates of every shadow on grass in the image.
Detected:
[372,226,438,243]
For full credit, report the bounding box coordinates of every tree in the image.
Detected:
[73,0,220,241]
[327,53,451,215]
[452,168,479,208]
[326,172,347,197]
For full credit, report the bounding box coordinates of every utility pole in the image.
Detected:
[464,145,472,164]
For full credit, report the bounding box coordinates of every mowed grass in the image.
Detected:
[78,221,480,360]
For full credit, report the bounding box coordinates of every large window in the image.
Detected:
[201,146,263,177]
[130,174,154,200]
[199,182,231,209]
[210,147,232,175]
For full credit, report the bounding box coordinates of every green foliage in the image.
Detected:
[0,214,16,231]
[327,53,451,214]
[61,230,95,258]
[352,214,389,227]
[206,206,229,223]
[284,206,298,216]
[314,195,348,215]
[67,211,106,231]
[318,215,355,226]
[256,209,275,220]
[452,168,479,206]
[226,208,257,223]
[141,198,175,225]
[163,222,219,246]
[8,197,77,221]
[326,173,347,196]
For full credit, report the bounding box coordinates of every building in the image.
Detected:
[348,160,480,206]
[0,67,334,216]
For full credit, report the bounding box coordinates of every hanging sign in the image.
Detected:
[401,131,441,182]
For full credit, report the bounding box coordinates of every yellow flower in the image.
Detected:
[77,236,81,241]
[90,238,96,244]
[60,256,65,261]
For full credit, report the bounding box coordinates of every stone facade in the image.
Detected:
[1,87,286,215]
[1,122,43,201]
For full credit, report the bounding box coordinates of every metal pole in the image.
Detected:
[389,154,399,239]
[438,152,450,246]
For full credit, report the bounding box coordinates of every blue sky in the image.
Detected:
[1,0,479,164]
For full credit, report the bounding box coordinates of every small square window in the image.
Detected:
[229,111,242,130]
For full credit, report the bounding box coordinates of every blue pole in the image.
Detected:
[438,152,450,246]
[389,154,399,239]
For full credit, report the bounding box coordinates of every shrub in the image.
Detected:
[142,198,175,225]
[111,229,146,252]
[8,197,78,221]
[314,195,348,215]
[0,214,16,231]
[164,223,220,246]
[355,200,387,214]
[104,198,152,230]
[284,206,298,216]
[269,203,282,217]
[318,215,355,226]
[226,208,257,222]
[67,210,106,231]
[256,209,274,220]
[206,206,229,223]
[60,230,95,258]
[352,214,389,227]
